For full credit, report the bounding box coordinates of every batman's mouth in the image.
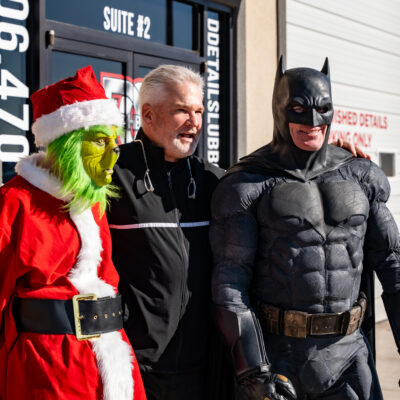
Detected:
[297,127,324,137]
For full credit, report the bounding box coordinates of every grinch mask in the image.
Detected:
[81,126,120,187]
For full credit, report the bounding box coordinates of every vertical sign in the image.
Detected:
[206,12,220,165]
[0,0,30,183]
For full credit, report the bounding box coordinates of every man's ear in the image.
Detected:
[141,104,153,127]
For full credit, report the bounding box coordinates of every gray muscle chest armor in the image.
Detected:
[269,181,369,239]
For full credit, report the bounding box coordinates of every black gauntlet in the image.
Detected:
[215,307,297,400]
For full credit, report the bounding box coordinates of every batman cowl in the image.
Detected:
[231,57,354,181]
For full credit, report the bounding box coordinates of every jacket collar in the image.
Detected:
[136,128,165,167]
[136,128,190,172]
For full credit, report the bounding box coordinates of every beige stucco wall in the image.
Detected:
[236,0,278,159]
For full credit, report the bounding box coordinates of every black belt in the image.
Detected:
[257,295,367,339]
[13,294,124,341]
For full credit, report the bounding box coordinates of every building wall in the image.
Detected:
[236,0,278,158]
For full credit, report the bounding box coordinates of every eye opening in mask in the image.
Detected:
[315,104,331,114]
[292,105,305,113]
[290,104,331,114]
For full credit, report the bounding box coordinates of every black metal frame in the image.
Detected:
[186,0,240,12]
[277,0,286,60]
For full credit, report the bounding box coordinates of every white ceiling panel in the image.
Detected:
[287,0,400,56]
[291,0,400,35]
[286,25,400,95]
[332,82,400,116]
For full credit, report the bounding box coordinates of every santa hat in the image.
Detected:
[31,65,124,147]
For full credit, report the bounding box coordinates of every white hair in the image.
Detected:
[139,64,204,111]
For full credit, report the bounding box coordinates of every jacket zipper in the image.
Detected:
[167,171,189,319]
[167,170,189,369]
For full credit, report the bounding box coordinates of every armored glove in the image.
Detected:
[215,307,297,399]
[239,371,297,400]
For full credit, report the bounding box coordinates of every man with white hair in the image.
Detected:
[107,65,224,400]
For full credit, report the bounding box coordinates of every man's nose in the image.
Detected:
[186,111,200,127]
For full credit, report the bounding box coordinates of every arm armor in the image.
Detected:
[215,306,270,380]
[382,291,400,355]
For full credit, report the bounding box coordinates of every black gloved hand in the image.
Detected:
[239,371,297,400]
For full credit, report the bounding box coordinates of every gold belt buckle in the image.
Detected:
[283,310,308,338]
[72,293,101,341]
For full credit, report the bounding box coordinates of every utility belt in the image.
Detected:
[13,294,124,341]
[257,295,367,339]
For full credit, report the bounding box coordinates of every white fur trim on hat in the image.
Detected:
[32,99,124,147]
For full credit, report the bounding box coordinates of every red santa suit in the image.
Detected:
[0,152,147,400]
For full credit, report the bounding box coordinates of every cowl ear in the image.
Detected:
[275,55,286,82]
[321,57,330,77]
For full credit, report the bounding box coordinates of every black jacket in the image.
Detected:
[107,129,224,373]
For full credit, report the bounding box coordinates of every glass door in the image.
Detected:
[46,42,198,145]
[44,39,132,144]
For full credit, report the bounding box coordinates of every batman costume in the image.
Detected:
[210,58,400,400]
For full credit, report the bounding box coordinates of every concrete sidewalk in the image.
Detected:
[376,320,400,399]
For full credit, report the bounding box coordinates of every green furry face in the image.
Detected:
[46,125,122,214]
[81,126,119,187]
